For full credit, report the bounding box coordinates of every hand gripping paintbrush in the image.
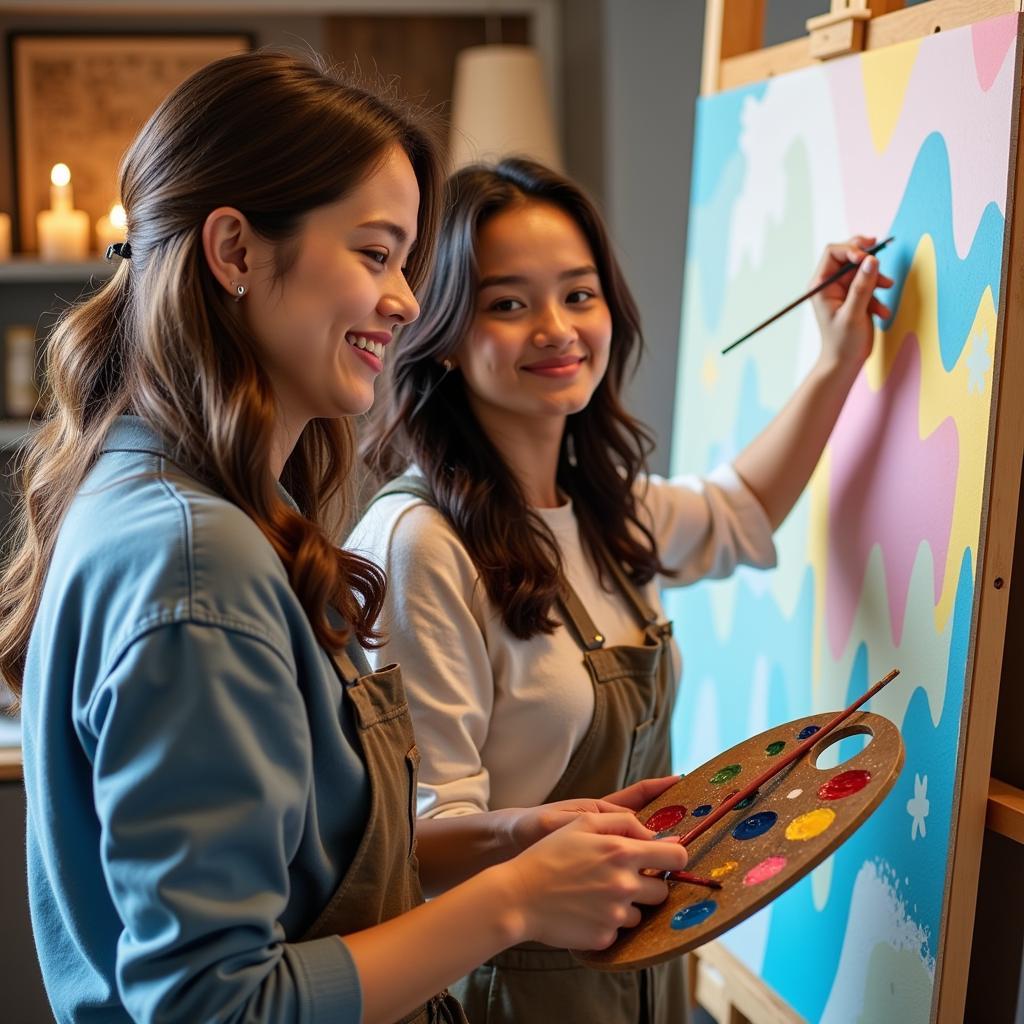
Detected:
[721,236,894,355]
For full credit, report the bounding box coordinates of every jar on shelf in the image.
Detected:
[4,325,38,418]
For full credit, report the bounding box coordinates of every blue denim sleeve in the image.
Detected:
[82,620,362,1024]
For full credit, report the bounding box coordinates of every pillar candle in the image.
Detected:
[37,164,89,261]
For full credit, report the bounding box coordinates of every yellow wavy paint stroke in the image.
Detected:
[863,236,996,632]
[860,36,923,154]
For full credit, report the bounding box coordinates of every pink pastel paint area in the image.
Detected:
[744,856,787,887]
[825,337,958,658]
[973,15,1018,91]
[826,14,1018,258]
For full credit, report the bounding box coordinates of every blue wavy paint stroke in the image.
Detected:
[758,551,972,1021]
[691,81,768,207]
[879,132,1005,370]
[687,81,767,334]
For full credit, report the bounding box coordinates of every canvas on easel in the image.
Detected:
[667,6,1024,1022]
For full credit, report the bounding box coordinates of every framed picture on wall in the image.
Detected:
[9,33,252,253]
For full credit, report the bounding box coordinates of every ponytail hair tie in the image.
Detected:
[106,241,132,261]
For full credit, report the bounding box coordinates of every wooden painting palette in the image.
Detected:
[576,709,904,971]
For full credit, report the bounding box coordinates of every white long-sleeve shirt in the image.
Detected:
[347,465,776,817]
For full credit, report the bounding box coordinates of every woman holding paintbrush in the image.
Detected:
[351,157,893,1023]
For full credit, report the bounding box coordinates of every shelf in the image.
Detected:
[0,420,34,448]
[987,777,1024,844]
[0,257,115,284]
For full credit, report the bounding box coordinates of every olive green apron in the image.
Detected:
[372,478,691,1024]
[300,637,468,1024]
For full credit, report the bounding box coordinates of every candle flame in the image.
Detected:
[51,163,72,187]
[110,203,127,229]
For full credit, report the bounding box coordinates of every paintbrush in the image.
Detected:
[672,668,900,854]
[665,870,722,890]
[643,865,723,889]
[721,235,895,355]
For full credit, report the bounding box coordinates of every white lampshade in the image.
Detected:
[449,45,563,171]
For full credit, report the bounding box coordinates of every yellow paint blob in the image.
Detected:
[860,37,922,153]
[785,808,836,842]
[710,860,738,879]
[701,352,719,393]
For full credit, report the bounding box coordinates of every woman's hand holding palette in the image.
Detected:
[575,708,904,971]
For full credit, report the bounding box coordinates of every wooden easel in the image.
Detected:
[692,2,1024,1023]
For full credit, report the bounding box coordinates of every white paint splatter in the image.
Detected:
[820,860,935,1023]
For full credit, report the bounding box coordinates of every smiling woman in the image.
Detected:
[201,144,421,470]
[0,56,693,1024]
[354,155,890,1024]
[459,201,612,439]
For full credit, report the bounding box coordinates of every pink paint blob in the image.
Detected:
[743,856,788,887]
[972,14,1017,91]
[825,336,959,657]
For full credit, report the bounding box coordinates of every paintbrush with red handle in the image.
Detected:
[671,668,900,855]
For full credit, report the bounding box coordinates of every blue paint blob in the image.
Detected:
[670,899,718,930]
[692,804,712,817]
[732,811,778,840]
[797,725,821,740]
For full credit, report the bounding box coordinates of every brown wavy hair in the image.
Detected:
[366,158,666,640]
[0,50,444,700]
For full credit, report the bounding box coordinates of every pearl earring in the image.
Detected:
[232,282,247,301]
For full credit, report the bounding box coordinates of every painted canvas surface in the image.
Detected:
[666,14,1020,1022]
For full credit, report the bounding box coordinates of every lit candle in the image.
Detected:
[36,163,90,261]
[50,162,72,212]
[0,212,11,260]
[95,202,127,255]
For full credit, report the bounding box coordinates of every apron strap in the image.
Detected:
[325,605,374,684]
[557,582,606,651]
[594,542,660,626]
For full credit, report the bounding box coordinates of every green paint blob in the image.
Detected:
[857,941,934,1023]
[766,740,786,756]
[710,764,742,785]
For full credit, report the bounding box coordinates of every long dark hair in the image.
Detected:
[0,50,445,699]
[366,158,665,640]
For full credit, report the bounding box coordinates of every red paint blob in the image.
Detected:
[645,805,687,831]
[818,769,872,801]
